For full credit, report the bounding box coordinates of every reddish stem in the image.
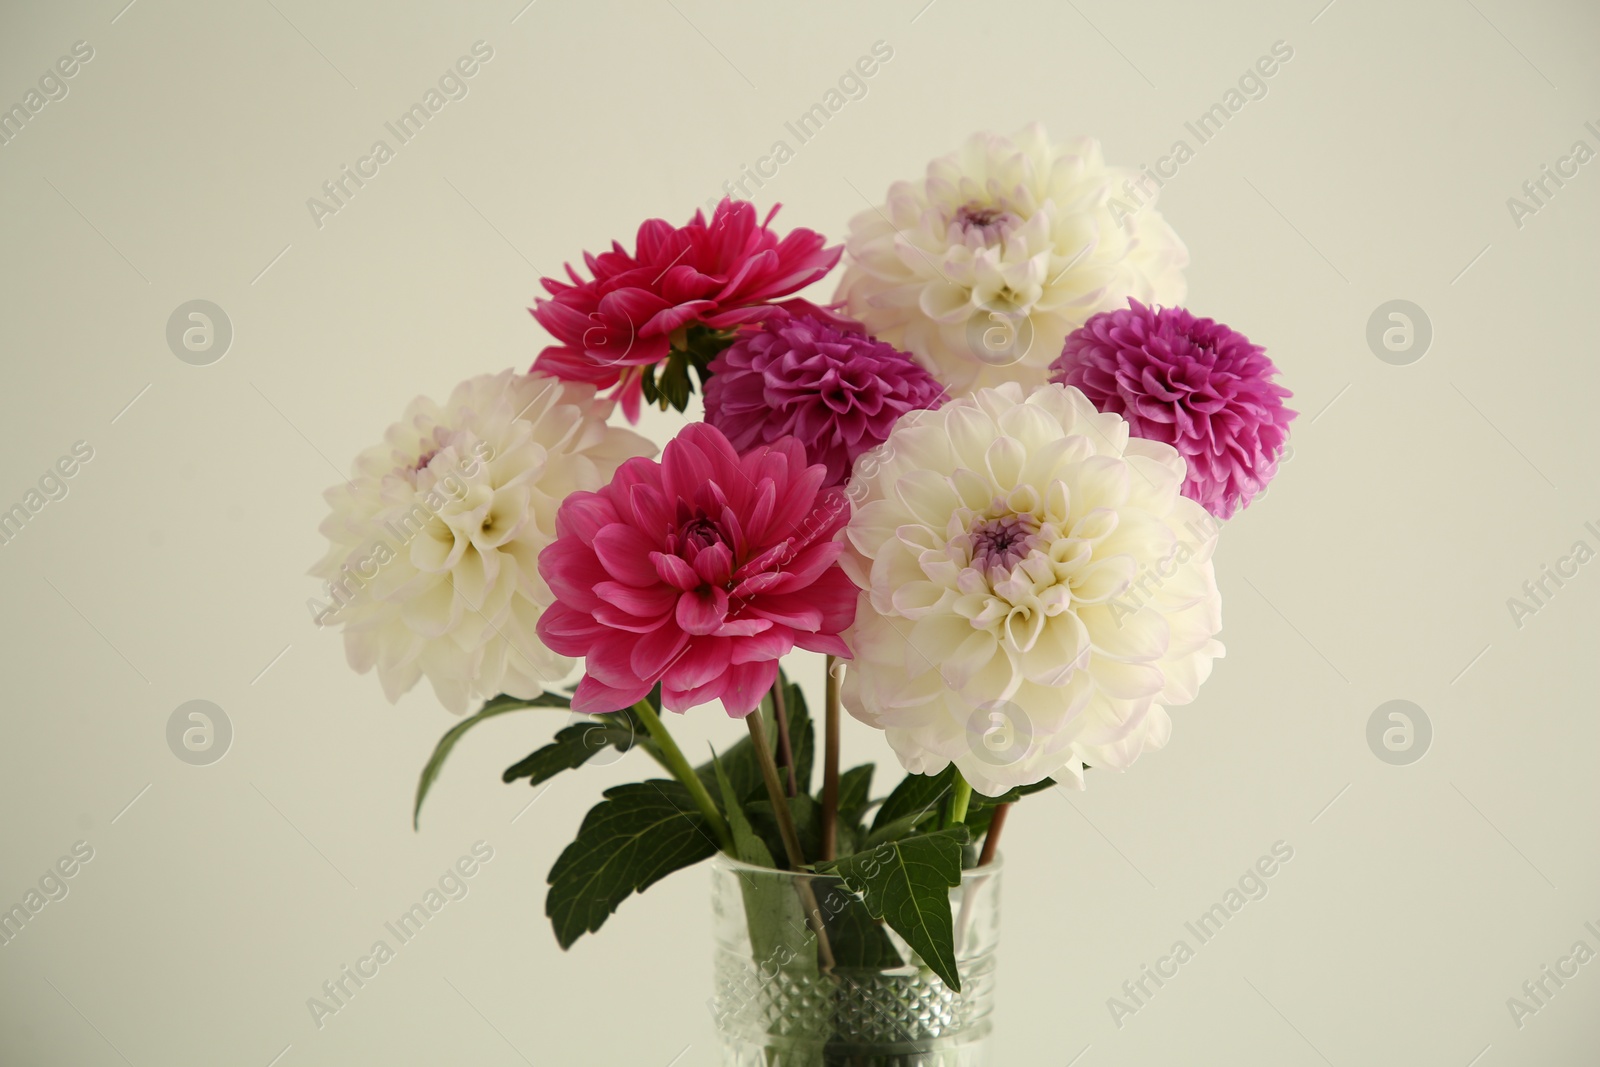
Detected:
[978,803,1010,867]
[820,655,841,861]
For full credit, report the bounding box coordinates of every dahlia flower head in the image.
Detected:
[1051,301,1295,518]
[703,305,947,487]
[840,382,1224,796]
[536,423,857,717]
[530,198,841,421]
[834,125,1188,397]
[311,372,653,713]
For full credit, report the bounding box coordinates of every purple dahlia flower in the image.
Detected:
[1050,300,1295,518]
[704,306,946,487]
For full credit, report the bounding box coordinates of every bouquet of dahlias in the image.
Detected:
[313,125,1294,1063]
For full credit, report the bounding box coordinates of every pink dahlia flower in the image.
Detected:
[535,423,856,716]
[703,306,947,487]
[1050,301,1295,518]
[530,199,841,421]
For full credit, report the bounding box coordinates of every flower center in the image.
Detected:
[968,513,1039,571]
[680,516,723,551]
[956,204,1003,228]
[953,202,1018,244]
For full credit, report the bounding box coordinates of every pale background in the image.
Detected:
[2,0,1597,1064]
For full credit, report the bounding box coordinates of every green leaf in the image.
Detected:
[815,877,904,971]
[836,764,875,826]
[643,328,736,413]
[783,681,814,797]
[682,324,736,367]
[657,352,692,411]
[834,821,861,859]
[713,757,821,973]
[983,777,1057,806]
[545,780,719,949]
[713,755,774,869]
[964,777,1055,838]
[412,691,570,830]
[694,728,764,816]
[748,793,823,863]
[501,708,648,788]
[862,810,937,849]
[816,827,970,990]
[871,767,957,834]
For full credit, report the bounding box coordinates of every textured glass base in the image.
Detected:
[710,855,1001,1067]
[714,967,995,1066]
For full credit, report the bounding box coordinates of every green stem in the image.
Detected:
[745,712,808,869]
[948,771,973,827]
[632,699,732,852]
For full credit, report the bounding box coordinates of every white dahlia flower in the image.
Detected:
[834,125,1188,396]
[310,371,653,713]
[839,383,1223,795]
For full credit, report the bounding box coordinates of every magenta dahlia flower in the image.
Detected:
[1050,301,1295,518]
[530,199,841,421]
[703,307,947,487]
[535,423,856,716]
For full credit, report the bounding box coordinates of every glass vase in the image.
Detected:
[709,853,1002,1066]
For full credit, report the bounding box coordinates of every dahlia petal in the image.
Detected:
[795,631,851,658]
[1067,454,1131,513]
[590,287,672,350]
[891,580,953,618]
[555,492,621,542]
[715,617,773,638]
[651,551,701,591]
[893,469,962,529]
[573,672,654,715]
[985,436,1027,489]
[660,636,732,690]
[692,542,735,586]
[584,631,648,688]
[627,481,672,533]
[660,427,721,501]
[617,374,644,424]
[627,622,690,681]
[592,525,661,587]
[730,570,786,599]
[727,628,795,664]
[765,462,829,541]
[801,568,860,632]
[760,541,845,593]
[1070,556,1137,604]
[747,597,823,631]
[534,604,602,658]
[663,659,776,717]
[399,575,459,638]
[717,661,780,718]
[592,581,677,629]
[1022,613,1091,686]
[676,586,730,635]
